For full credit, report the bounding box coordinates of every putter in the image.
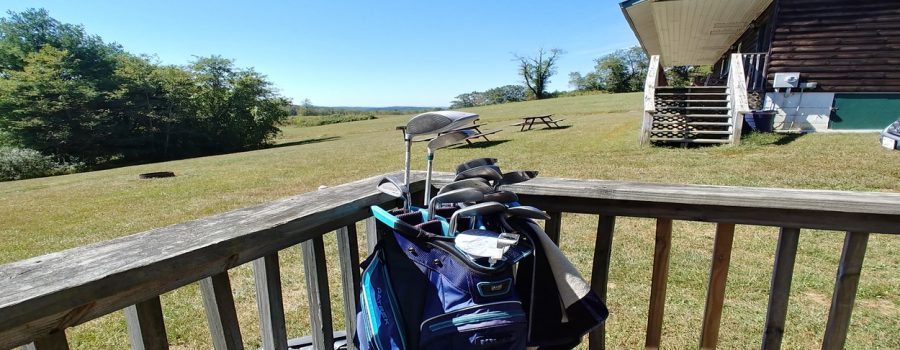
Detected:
[448,201,507,235]
[426,188,484,221]
[454,165,503,185]
[437,178,494,196]
[424,130,476,206]
[377,176,411,212]
[456,157,498,174]
[403,111,479,186]
[496,170,539,190]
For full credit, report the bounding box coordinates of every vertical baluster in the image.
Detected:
[253,253,287,350]
[21,331,68,350]
[645,218,673,350]
[761,227,801,350]
[301,236,335,350]
[124,296,169,350]
[544,211,562,245]
[822,232,869,350]
[588,215,616,350]
[365,217,379,254]
[200,272,244,350]
[337,225,362,350]
[699,223,735,350]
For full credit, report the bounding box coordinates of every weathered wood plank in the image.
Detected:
[0,172,417,349]
[124,296,169,350]
[365,217,379,254]
[253,254,287,350]
[641,55,662,145]
[301,236,334,350]
[588,215,616,350]
[728,53,748,145]
[822,232,870,350]
[337,225,362,350]
[544,211,562,245]
[645,218,673,350]
[761,227,801,350]
[23,330,68,350]
[699,223,735,350]
[200,272,243,350]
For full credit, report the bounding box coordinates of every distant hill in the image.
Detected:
[327,106,443,112]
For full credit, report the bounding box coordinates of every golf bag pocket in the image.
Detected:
[357,249,407,349]
[419,301,527,349]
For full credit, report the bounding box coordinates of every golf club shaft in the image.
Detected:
[403,137,411,187]
[424,152,434,208]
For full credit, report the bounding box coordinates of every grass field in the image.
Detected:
[1,92,898,349]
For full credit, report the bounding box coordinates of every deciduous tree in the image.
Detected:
[515,48,563,100]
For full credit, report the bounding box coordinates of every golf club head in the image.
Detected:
[438,178,494,195]
[507,206,551,220]
[405,111,479,137]
[428,130,475,151]
[456,157,498,174]
[454,164,503,183]
[448,201,507,234]
[497,170,539,189]
[377,176,411,212]
[483,190,519,204]
[427,188,485,220]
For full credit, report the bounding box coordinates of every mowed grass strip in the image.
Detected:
[1,92,898,349]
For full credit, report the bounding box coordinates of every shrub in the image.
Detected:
[289,113,377,127]
[0,147,81,181]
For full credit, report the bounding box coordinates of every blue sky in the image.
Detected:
[4,1,638,107]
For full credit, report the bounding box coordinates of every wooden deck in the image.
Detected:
[1,172,898,350]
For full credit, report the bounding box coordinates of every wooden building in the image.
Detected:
[622,0,900,145]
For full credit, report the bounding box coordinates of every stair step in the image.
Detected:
[652,122,732,126]
[650,130,732,135]
[655,99,727,103]
[656,93,729,96]
[650,138,731,144]
[656,106,729,110]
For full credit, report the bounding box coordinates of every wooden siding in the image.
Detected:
[767,0,900,92]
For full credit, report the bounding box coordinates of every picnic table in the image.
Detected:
[510,114,566,131]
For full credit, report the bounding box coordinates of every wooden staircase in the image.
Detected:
[649,86,734,145]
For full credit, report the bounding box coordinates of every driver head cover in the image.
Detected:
[406,111,479,136]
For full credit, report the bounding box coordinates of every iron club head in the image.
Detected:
[438,178,494,196]
[448,201,507,235]
[377,176,411,212]
[454,164,503,184]
[455,157,498,174]
[427,188,485,220]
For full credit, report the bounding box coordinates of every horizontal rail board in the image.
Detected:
[0,172,419,349]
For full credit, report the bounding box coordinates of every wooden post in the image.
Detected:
[253,254,287,350]
[728,53,748,145]
[200,272,244,350]
[645,218,673,350]
[641,55,662,146]
[22,330,68,350]
[699,223,736,349]
[544,211,562,245]
[124,296,169,350]
[301,236,335,350]
[588,215,616,350]
[337,225,362,350]
[761,227,801,350]
[365,217,379,254]
[822,232,869,350]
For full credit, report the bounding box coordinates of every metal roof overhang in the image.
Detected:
[621,0,772,66]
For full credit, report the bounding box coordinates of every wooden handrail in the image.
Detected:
[2,172,899,349]
[728,53,750,145]
[640,55,664,145]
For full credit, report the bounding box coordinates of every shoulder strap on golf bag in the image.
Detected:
[355,216,528,350]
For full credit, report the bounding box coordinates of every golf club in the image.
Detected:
[377,176,411,212]
[500,205,550,232]
[456,157,498,174]
[424,130,476,206]
[448,201,507,235]
[496,170,539,190]
[437,178,494,196]
[426,188,484,221]
[403,111,479,186]
[454,164,503,185]
[483,190,519,204]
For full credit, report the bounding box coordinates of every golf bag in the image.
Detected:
[355,210,530,350]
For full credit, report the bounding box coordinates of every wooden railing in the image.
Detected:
[2,172,899,350]
[639,55,666,146]
[727,53,751,145]
[741,52,768,92]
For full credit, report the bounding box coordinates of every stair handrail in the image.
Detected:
[640,55,665,145]
[727,53,750,145]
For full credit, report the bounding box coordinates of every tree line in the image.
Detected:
[0,9,290,175]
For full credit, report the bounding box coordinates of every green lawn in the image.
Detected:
[1,92,898,349]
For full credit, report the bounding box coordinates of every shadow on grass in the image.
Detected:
[453,140,511,149]
[533,125,573,131]
[269,136,341,149]
[741,132,805,146]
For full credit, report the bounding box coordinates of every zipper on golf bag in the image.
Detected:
[419,301,527,349]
